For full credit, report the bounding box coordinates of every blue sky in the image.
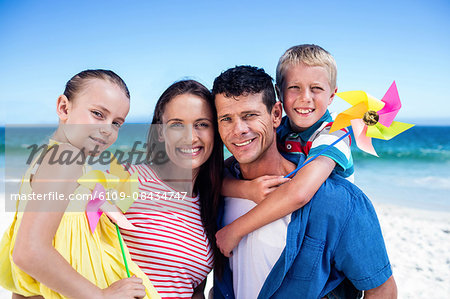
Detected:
[1,0,449,125]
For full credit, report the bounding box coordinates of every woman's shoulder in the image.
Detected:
[126,163,157,180]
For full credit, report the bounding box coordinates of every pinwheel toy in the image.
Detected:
[329,81,414,156]
[78,157,139,277]
[286,81,414,178]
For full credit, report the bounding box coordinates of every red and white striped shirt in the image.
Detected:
[121,164,214,299]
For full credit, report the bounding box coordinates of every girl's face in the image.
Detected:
[58,79,130,155]
[160,93,214,173]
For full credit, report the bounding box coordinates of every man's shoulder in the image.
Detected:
[309,173,371,219]
[302,173,381,255]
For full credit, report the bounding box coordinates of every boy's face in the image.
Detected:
[279,63,336,132]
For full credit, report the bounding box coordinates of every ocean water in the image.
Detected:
[227,126,450,211]
[352,127,450,211]
[1,125,449,210]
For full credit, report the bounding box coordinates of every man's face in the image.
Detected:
[215,92,282,165]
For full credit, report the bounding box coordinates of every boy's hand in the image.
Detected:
[248,175,290,204]
[216,222,243,258]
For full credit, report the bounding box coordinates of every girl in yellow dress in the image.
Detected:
[0,70,160,299]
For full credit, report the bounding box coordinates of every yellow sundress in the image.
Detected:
[0,145,160,299]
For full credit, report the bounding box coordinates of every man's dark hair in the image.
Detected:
[212,65,277,112]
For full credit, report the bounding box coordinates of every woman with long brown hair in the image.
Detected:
[120,80,223,298]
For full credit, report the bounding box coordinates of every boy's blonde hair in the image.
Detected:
[276,44,337,91]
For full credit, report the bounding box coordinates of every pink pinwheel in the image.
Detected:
[79,161,139,278]
[330,81,414,156]
[285,81,415,178]
[83,182,136,277]
[85,183,106,233]
[85,183,137,233]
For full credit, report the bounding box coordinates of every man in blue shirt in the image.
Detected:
[212,66,397,298]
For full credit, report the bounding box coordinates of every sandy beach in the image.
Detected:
[0,196,448,299]
[372,203,450,298]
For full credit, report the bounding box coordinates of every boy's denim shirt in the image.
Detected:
[214,156,392,299]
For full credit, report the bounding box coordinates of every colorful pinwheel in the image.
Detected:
[285,81,414,178]
[83,182,137,232]
[77,157,139,277]
[330,81,414,156]
[109,157,139,213]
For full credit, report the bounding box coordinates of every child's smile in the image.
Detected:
[56,79,130,155]
[281,63,336,132]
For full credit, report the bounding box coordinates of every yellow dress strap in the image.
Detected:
[17,139,88,211]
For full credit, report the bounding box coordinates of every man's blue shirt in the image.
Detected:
[214,156,391,299]
[258,172,391,298]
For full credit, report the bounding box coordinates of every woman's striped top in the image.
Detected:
[121,164,213,298]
